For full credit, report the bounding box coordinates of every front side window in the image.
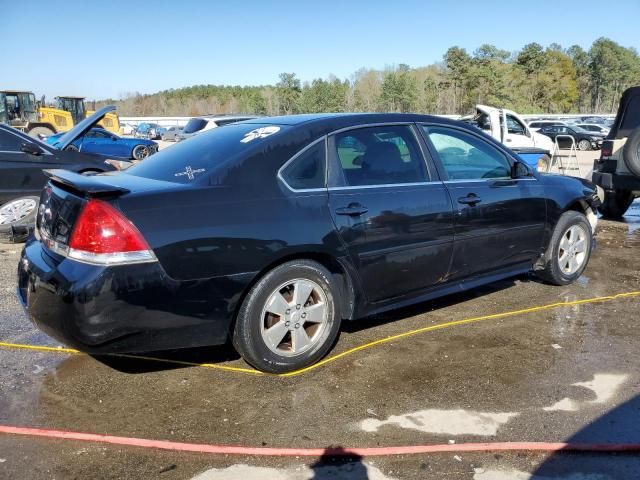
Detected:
[280,140,326,190]
[332,125,427,187]
[506,115,526,135]
[424,126,511,180]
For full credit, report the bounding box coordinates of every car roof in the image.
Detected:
[240,112,462,128]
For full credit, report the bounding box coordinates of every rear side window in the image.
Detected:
[332,125,428,187]
[183,118,208,134]
[280,141,326,190]
[125,123,286,184]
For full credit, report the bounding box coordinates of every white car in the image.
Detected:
[176,115,258,142]
[119,122,136,136]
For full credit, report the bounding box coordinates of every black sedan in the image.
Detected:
[538,125,603,151]
[18,113,600,373]
[0,114,122,242]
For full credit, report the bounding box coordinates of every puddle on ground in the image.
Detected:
[359,408,518,436]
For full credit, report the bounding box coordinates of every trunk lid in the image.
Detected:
[37,169,180,253]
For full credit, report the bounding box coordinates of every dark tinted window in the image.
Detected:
[621,96,640,132]
[333,125,427,186]
[0,128,26,151]
[281,141,326,190]
[183,118,208,134]
[215,118,251,127]
[126,123,286,184]
[424,126,511,180]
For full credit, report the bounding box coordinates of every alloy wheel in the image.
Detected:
[557,224,588,275]
[260,278,329,357]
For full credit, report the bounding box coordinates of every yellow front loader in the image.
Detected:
[0,91,120,138]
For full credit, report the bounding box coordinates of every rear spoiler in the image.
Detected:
[44,169,130,198]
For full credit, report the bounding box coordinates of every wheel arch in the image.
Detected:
[227,250,358,339]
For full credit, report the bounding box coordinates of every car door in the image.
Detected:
[504,113,535,149]
[327,124,454,303]
[420,124,546,280]
[0,128,59,205]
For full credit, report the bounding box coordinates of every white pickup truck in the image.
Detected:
[465,105,555,171]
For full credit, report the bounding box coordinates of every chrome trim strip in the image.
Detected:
[443,178,538,184]
[328,181,443,191]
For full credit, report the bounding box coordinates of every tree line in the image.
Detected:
[98,37,640,117]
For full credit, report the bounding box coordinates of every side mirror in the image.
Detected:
[20,143,43,156]
[511,161,531,178]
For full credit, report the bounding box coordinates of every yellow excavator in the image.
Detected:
[0,90,119,138]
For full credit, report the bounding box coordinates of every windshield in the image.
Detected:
[183,118,208,134]
[125,122,287,184]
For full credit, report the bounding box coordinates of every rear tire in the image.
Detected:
[536,211,592,286]
[232,260,341,374]
[0,196,39,244]
[27,126,54,139]
[597,189,634,219]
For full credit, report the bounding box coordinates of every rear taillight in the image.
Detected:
[601,140,613,158]
[67,199,156,265]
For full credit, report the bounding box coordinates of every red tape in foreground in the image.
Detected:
[2,425,640,456]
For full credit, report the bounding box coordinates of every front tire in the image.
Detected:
[578,139,591,151]
[537,154,551,172]
[536,211,593,286]
[232,260,341,373]
[132,145,149,160]
[597,189,634,219]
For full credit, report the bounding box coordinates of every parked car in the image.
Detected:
[135,123,166,140]
[161,126,183,141]
[44,128,158,160]
[538,125,603,151]
[527,120,567,132]
[592,86,640,218]
[0,106,125,243]
[176,115,257,142]
[119,122,136,136]
[18,113,600,373]
[464,105,555,171]
[577,123,610,136]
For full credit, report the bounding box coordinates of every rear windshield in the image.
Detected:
[183,118,208,134]
[125,123,286,184]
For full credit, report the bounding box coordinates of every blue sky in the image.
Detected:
[3,0,639,100]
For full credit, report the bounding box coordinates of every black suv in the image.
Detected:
[593,86,640,218]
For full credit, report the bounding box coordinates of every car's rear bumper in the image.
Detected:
[593,172,640,192]
[17,238,254,354]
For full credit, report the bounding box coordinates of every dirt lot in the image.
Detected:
[1,186,640,478]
